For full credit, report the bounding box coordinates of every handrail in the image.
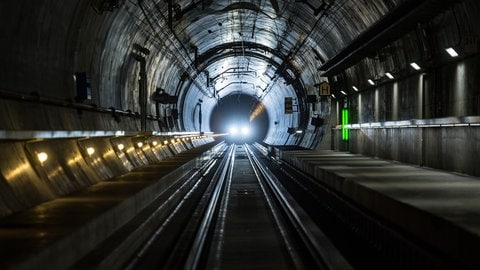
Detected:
[0,88,160,120]
[339,116,480,130]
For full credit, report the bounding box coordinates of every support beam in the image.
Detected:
[132,53,148,132]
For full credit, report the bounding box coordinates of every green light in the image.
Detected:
[342,109,349,141]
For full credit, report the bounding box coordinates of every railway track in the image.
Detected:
[75,143,351,269]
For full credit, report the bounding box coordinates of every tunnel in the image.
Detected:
[1,0,480,269]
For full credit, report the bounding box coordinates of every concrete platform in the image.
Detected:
[280,150,480,269]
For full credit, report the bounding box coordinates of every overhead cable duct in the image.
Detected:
[137,0,214,98]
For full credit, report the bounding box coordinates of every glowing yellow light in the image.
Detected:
[171,139,176,144]
[163,140,169,145]
[250,102,266,122]
[117,144,125,150]
[86,147,95,156]
[37,152,48,163]
[137,142,143,148]
[152,141,158,146]
[176,138,181,142]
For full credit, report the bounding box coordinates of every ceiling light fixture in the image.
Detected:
[386,72,394,79]
[410,62,421,70]
[445,47,459,57]
[368,79,375,85]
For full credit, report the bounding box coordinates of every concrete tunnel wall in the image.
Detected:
[326,1,480,177]
[0,134,214,218]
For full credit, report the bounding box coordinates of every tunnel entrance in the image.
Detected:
[209,93,269,143]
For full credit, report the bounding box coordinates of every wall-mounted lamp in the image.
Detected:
[37,152,48,163]
[86,147,95,156]
[137,142,143,148]
[117,144,125,151]
[152,141,158,146]
[163,140,169,145]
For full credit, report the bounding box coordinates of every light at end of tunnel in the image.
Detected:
[229,126,238,135]
[352,86,359,92]
[137,142,143,148]
[117,144,125,150]
[386,72,394,79]
[446,47,459,57]
[87,147,95,156]
[241,126,250,136]
[37,152,48,163]
[410,62,421,70]
[368,79,375,86]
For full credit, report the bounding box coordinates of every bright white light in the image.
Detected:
[446,47,459,57]
[164,140,169,145]
[241,126,250,136]
[137,142,143,148]
[332,94,336,99]
[87,147,95,156]
[117,144,125,150]
[386,72,394,79]
[229,126,238,135]
[340,91,347,95]
[152,141,158,146]
[37,152,48,163]
[296,130,303,134]
[410,62,421,70]
[352,86,359,91]
[368,79,375,85]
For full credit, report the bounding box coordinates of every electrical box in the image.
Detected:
[284,97,293,114]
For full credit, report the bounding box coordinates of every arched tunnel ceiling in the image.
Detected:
[128,0,408,137]
[88,0,463,142]
[133,0,457,89]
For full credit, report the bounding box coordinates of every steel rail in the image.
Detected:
[246,144,353,270]
[244,144,308,269]
[124,143,229,270]
[183,144,235,270]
